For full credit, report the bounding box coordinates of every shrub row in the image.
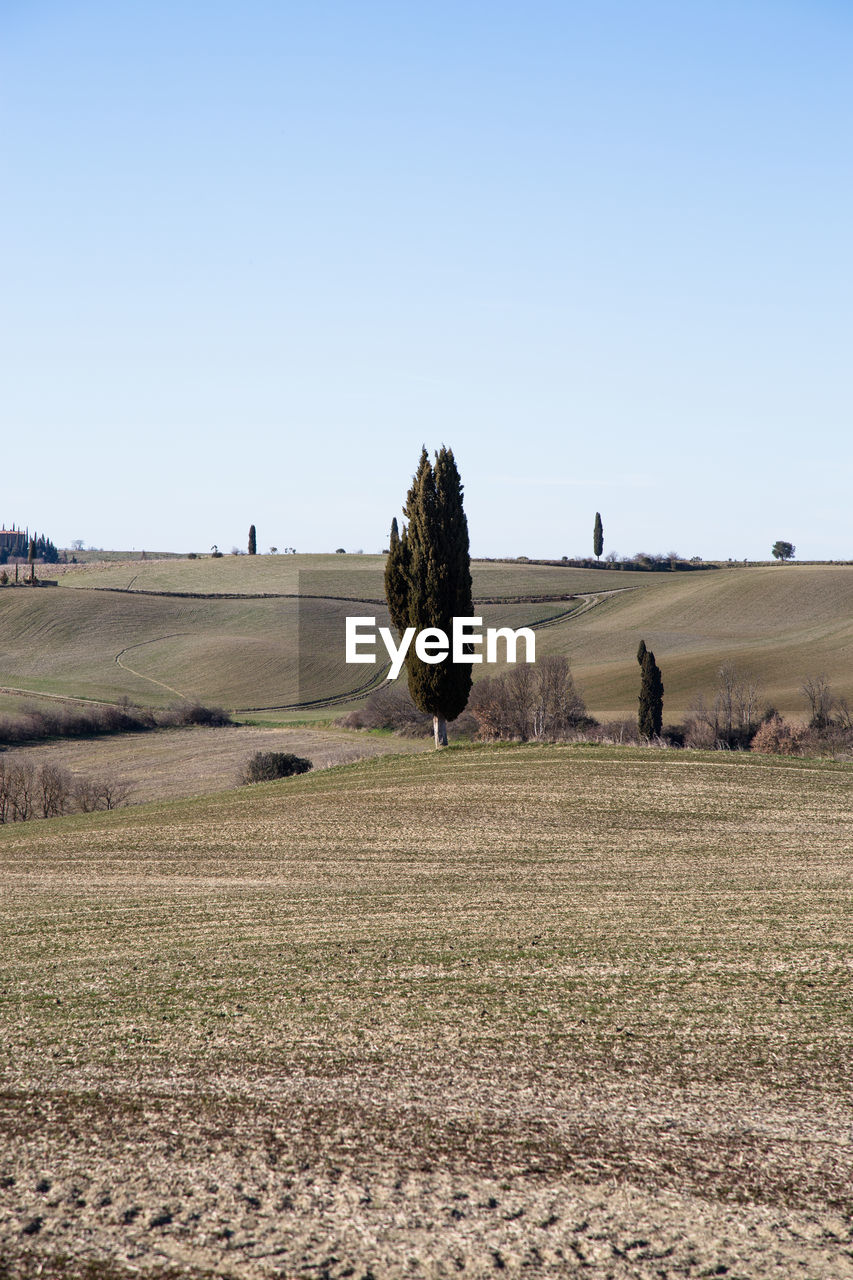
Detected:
[339,661,853,759]
[0,700,232,748]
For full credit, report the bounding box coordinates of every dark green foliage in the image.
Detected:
[384,516,410,637]
[772,540,795,561]
[248,525,257,555]
[637,639,647,666]
[385,446,473,743]
[0,528,57,562]
[593,512,603,560]
[638,648,664,738]
[240,751,313,784]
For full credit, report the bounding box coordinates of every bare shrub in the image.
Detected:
[10,761,36,821]
[0,758,134,820]
[801,675,835,731]
[74,774,135,812]
[37,763,74,817]
[751,715,811,756]
[470,655,590,742]
[0,700,231,749]
[0,760,79,822]
[0,759,12,823]
[159,702,233,728]
[74,777,97,813]
[684,666,764,749]
[337,686,432,736]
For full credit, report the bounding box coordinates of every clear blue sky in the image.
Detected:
[2,1,851,559]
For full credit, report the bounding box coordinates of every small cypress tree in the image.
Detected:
[593,512,604,560]
[248,525,257,555]
[637,638,647,666]
[638,648,664,738]
[384,516,410,637]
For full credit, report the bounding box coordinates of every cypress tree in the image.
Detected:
[593,512,604,560]
[248,525,257,555]
[638,648,664,738]
[386,446,473,747]
[384,516,410,637]
[637,638,647,666]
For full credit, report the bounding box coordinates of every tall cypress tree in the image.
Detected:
[386,446,473,747]
[593,512,604,560]
[638,647,664,738]
[248,525,257,555]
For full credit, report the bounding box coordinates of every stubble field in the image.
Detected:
[1,745,851,1278]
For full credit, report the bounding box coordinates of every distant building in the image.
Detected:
[0,526,28,556]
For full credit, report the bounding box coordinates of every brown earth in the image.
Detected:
[1,746,851,1278]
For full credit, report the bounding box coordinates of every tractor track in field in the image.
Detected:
[114,635,191,700]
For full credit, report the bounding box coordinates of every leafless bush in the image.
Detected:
[0,699,230,748]
[751,715,811,756]
[0,756,134,822]
[801,675,838,731]
[74,775,135,812]
[36,763,74,817]
[159,702,233,728]
[470,655,591,742]
[337,685,432,736]
[582,719,641,745]
[683,664,764,749]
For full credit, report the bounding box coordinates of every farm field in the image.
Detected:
[1,745,851,1278]
[1,556,852,722]
[0,586,573,716]
[51,553,649,600]
[4,723,431,805]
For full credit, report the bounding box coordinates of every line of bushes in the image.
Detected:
[338,661,853,759]
[0,699,232,749]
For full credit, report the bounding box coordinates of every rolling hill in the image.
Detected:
[2,554,851,723]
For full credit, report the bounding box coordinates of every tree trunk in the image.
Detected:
[433,714,448,748]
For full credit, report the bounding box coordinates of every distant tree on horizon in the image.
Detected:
[248,524,257,555]
[593,512,604,560]
[771,540,795,562]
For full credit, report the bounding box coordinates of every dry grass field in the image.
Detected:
[1,745,851,1278]
[4,724,431,805]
